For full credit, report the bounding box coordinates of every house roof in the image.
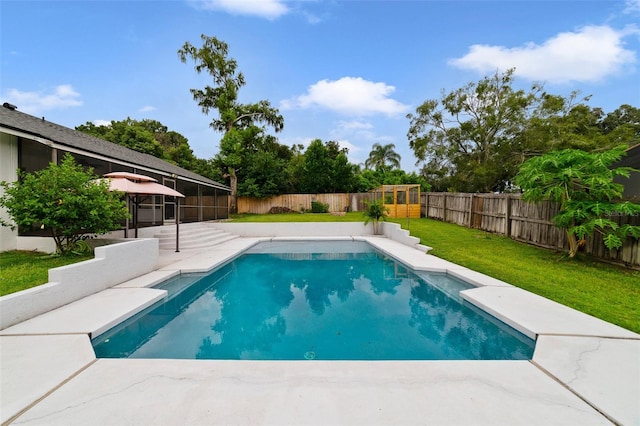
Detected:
[0,103,230,191]
[615,143,640,168]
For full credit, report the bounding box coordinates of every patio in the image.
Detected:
[1,234,638,425]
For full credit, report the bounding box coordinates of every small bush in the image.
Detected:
[268,206,297,214]
[363,199,389,234]
[311,201,329,213]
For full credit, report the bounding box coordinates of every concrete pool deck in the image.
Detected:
[1,236,639,425]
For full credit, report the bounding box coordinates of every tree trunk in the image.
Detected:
[567,230,579,258]
[229,167,238,214]
[53,234,64,255]
[373,219,380,235]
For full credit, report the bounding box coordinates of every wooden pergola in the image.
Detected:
[372,184,421,218]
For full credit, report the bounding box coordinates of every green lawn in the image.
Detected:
[0,251,93,296]
[234,213,640,333]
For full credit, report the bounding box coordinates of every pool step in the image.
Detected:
[154,224,239,251]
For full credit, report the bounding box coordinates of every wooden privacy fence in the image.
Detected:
[237,192,639,268]
[238,193,375,215]
[422,192,640,268]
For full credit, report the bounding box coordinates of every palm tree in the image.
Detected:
[363,199,390,235]
[365,143,401,171]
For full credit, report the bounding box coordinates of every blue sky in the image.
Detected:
[1,1,639,171]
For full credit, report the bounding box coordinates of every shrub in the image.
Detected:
[311,201,329,213]
[515,146,640,257]
[0,154,129,255]
[363,199,390,234]
[268,206,297,214]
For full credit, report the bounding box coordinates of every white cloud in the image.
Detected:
[193,0,288,20]
[624,0,640,14]
[335,120,373,132]
[302,11,322,24]
[278,136,314,149]
[4,85,82,114]
[449,25,638,84]
[334,139,359,153]
[281,77,410,117]
[328,120,399,166]
[92,120,111,127]
[331,120,376,141]
[139,105,157,113]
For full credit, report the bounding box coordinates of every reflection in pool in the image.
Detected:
[92,241,535,360]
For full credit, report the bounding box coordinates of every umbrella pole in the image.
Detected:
[175,197,180,252]
[124,196,129,238]
[134,195,139,238]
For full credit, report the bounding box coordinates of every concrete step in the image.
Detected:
[161,234,239,250]
[156,223,215,235]
[155,224,239,251]
[154,228,225,241]
[158,232,236,249]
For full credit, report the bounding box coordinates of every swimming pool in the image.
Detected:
[92,240,535,360]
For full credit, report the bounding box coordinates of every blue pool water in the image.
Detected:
[92,241,535,360]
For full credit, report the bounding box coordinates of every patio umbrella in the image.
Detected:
[98,173,185,252]
[101,177,184,198]
[103,171,158,182]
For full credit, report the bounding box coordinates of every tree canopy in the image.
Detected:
[77,118,165,158]
[407,69,639,193]
[296,140,358,193]
[213,126,293,198]
[76,118,223,182]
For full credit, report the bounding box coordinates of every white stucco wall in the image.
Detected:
[0,238,159,330]
[0,132,18,252]
[207,221,428,251]
[209,222,371,237]
[16,237,57,253]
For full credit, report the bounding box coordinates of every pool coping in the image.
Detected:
[1,236,638,425]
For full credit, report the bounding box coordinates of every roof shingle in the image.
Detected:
[0,104,230,191]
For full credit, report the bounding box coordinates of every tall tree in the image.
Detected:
[300,139,333,193]
[178,34,284,212]
[213,127,293,198]
[519,98,612,155]
[407,69,588,192]
[365,143,401,171]
[297,140,357,193]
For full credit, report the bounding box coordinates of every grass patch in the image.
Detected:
[0,251,93,296]
[231,214,640,333]
[390,218,640,333]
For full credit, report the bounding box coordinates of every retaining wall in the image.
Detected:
[208,222,429,252]
[0,239,159,330]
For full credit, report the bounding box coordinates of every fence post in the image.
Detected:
[505,194,512,238]
[469,194,474,228]
[424,192,428,218]
[443,194,447,222]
